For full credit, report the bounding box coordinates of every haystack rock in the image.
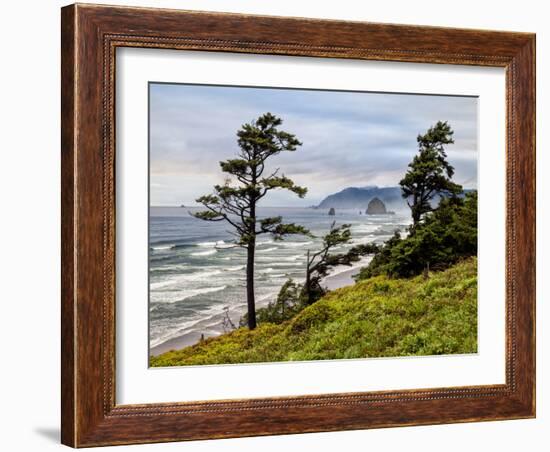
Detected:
[366,197,387,214]
[328,207,336,216]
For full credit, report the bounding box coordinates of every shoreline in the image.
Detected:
[149,256,372,356]
[323,256,372,291]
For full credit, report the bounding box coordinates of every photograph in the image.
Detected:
[148,83,479,367]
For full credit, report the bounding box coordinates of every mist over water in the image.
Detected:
[149,206,411,351]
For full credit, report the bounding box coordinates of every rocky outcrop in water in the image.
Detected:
[366,197,387,214]
[328,207,336,216]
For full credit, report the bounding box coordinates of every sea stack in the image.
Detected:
[366,197,387,214]
[328,207,336,216]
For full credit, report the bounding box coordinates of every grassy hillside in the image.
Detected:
[150,257,477,367]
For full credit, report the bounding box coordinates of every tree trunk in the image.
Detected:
[305,250,312,305]
[247,163,258,330]
[246,241,257,330]
[411,192,420,226]
[412,209,420,226]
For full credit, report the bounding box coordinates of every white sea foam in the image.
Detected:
[215,242,237,249]
[225,265,245,272]
[258,247,278,253]
[256,239,274,246]
[149,307,220,347]
[150,269,223,290]
[280,241,313,248]
[151,244,174,251]
[259,268,275,274]
[152,263,189,272]
[190,249,217,257]
[285,254,303,261]
[153,285,227,304]
[197,241,217,247]
[350,235,377,245]
[351,224,378,234]
[196,240,235,249]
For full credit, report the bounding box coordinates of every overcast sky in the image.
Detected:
[150,83,477,207]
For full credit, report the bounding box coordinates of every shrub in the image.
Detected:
[357,191,477,279]
[240,278,303,326]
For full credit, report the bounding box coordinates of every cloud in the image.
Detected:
[149,83,477,206]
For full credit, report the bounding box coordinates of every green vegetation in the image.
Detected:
[357,191,477,279]
[150,258,477,366]
[240,278,303,326]
[302,222,378,305]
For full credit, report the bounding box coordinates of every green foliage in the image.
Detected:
[150,258,478,366]
[260,175,308,198]
[303,222,379,305]
[240,279,303,326]
[356,230,403,279]
[357,191,477,279]
[400,121,463,225]
[192,112,310,247]
[269,222,312,241]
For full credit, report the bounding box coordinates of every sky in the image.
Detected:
[149,83,478,207]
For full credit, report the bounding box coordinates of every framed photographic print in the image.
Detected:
[61,3,536,447]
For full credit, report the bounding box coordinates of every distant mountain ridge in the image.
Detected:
[317,186,405,211]
[316,186,475,212]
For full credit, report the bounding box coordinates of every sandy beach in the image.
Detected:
[150,331,206,356]
[323,256,372,291]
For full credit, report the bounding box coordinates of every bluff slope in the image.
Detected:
[150,258,477,366]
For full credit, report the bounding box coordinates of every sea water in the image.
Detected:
[149,206,410,351]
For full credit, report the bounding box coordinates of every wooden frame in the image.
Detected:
[61,3,535,447]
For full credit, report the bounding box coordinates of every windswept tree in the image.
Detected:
[192,113,309,330]
[239,223,379,327]
[400,121,463,226]
[303,222,378,305]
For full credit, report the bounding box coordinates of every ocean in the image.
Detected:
[149,206,411,353]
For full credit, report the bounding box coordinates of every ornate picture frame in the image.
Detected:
[61,3,535,447]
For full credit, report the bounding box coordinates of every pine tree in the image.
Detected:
[400,121,463,226]
[193,113,310,329]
